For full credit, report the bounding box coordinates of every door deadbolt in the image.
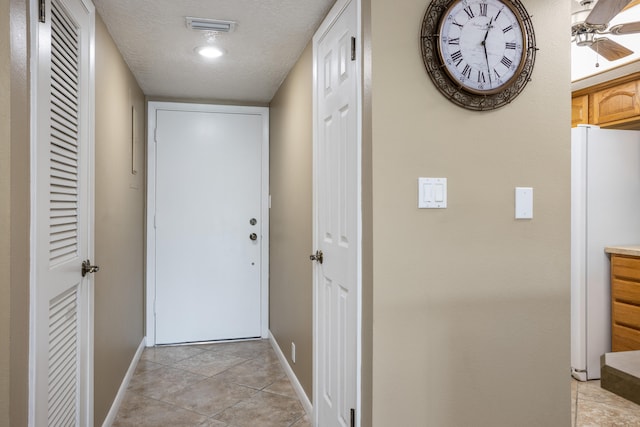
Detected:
[309,250,323,264]
[81,259,100,277]
[249,233,258,241]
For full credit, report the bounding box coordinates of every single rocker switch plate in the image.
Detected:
[418,177,447,209]
[515,187,533,219]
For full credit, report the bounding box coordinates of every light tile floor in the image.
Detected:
[572,378,640,426]
[115,340,640,426]
[113,339,311,427]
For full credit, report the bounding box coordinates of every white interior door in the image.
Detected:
[32,0,95,425]
[313,0,360,425]
[149,103,269,345]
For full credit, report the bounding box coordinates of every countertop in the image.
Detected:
[605,245,640,257]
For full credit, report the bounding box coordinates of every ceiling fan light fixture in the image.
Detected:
[576,32,596,46]
[186,17,236,33]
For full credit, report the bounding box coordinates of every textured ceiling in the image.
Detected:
[92,0,335,103]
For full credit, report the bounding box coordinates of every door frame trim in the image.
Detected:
[312,0,363,424]
[145,101,270,346]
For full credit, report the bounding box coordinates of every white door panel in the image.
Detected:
[150,105,268,345]
[314,0,360,425]
[32,0,95,425]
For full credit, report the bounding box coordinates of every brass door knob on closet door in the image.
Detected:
[81,260,100,277]
[309,250,323,264]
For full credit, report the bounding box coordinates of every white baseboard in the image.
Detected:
[268,331,313,418]
[102,337,146,427]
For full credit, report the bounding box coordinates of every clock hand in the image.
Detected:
[482,17,493,84]
[484,17,493,43]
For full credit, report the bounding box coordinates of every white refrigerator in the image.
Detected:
[571,125,640,381]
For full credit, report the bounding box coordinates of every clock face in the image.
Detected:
[438,0,525,94]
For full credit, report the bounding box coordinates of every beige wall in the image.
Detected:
[369,0,571,425]
[94,14,146,425]
[269,42,314,399]
[3,0,30,425]
[0,1,11,424]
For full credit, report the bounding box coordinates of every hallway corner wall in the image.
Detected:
[94,13,146,426]
[2,0,31,425]
[269,41,314,400]
[0,3,12,425]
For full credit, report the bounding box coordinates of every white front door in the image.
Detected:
[313,0,360,425]
[32,0,95,425]
[147,103,269,345]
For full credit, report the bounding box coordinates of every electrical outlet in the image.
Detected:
[291,342,296,364]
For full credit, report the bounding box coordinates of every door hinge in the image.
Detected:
[351,37,356,61]
[350,408,356,427]
[39,0,46,23]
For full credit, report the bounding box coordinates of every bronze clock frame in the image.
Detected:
[420,0,537,111]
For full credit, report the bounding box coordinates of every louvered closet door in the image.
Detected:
[33,0,95,425]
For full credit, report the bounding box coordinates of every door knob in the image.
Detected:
[309,250,323,264]
[81,259,100,277]
[249,233,258,241]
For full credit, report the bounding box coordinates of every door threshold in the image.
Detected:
[154,336,263,347]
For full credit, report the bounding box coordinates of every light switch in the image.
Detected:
[434,184,444,202]
[419,177,447,209]
[515,187,533,219]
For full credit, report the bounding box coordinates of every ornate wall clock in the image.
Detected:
[420,0,537,111]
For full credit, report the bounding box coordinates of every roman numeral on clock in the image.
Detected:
[505,42,516,50]
[479,3,488,16]
[462,64,472,79]
[502,25,513,33]
[448,38,460,45]
[464,6,474,19]
[500,56,512,68]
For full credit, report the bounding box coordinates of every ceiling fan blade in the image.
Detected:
[586,0,634,26]
[590,37,634,60]
[609,20,640,34]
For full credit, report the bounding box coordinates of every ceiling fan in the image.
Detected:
[572,0,640,61]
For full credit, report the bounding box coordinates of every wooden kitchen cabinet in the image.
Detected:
[572,71,640,130]
[610,253,640,352]
[592,80,640,126]
[572,94,589,127]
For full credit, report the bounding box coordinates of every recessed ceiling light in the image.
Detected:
[195,46,225,59]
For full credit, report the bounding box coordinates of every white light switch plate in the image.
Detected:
[419,177,447,209]
[515,187,533,219]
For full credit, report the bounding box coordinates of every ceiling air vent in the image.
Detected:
[186,17,236,33]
